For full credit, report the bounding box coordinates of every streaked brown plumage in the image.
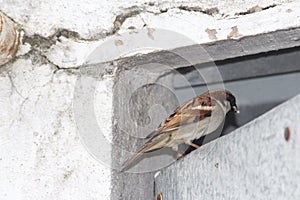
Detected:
[121,89,239,171]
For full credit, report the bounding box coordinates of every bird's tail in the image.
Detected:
[120,133,165,172]
[120,144,152,172]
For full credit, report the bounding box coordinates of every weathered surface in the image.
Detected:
[0,0,294,39]
[1,0,300,200]
[0,12,19,66]
[111,66,178,200]
[155,94,300,200]
[0,59,114,200]
[1,1,300,67]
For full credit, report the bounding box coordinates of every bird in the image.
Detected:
[121,89,239,171]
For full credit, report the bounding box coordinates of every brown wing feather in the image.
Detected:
[147,95,215,140]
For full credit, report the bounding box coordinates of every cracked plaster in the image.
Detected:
[1,1,300,200]
[2,1,299,68]
[0,57,114,199]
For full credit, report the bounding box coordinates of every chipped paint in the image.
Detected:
[0,13,20,66]
[205,28,218,40]
[147,27,155,40]
[114,39,124,46]
[0,1,300,200]
[227,26,243,39]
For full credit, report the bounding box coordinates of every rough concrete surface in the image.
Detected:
[155,94,300,200]
[111,66,178,200]
[1,1,300,68]
[0,0,300,200]
[0,58,113,199]
[0,12,20,65]
[0,0,293,39]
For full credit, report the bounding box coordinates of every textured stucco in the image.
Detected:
[0,0,300,200]
[0,0,293,39]
[0,59,114,199]
[0,12,20,65]
[1,1,300,68]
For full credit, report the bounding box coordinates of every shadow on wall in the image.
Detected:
[184,101,283,155]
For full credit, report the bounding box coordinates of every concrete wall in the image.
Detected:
[1,1,300,200]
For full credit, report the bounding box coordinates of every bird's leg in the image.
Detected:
[171,147,186,160]
[185,141,200,149]
[173,149,185,157]
[176,153,186,160]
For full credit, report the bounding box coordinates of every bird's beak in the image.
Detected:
[233,106,240,113]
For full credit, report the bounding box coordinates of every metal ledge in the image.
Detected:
[155,93,300,199]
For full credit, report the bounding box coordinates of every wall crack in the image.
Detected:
[235,4,278,15]
[177,5,219,16]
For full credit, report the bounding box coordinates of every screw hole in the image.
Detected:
[284,126,291,142]
[215,163,219,168]
[157,193,163,200]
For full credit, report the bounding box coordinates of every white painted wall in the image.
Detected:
[1,0,300,200]
[0,59,113,200]
[2,0,300,67]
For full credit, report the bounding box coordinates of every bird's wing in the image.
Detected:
[146,95,216,140]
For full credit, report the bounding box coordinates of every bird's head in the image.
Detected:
[225,91,239,113]
[205,89,239,114]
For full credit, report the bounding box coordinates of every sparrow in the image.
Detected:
[121,89,239,171]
